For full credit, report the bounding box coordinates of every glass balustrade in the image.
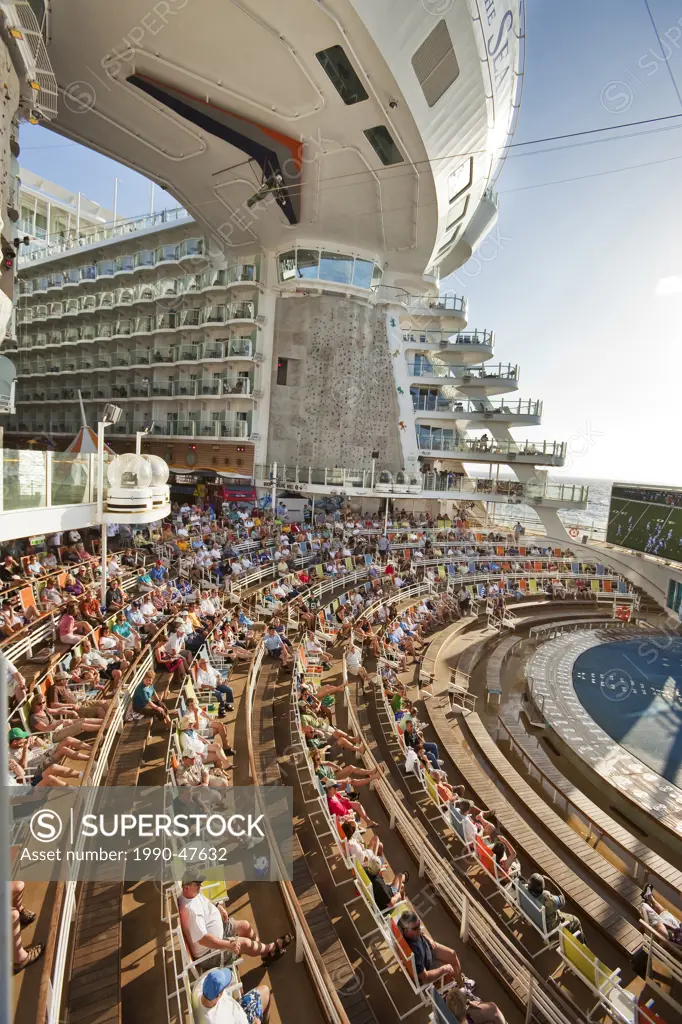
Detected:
[402,329,493,348]
[3,450,48,511]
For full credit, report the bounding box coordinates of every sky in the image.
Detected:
[16,0,682,486]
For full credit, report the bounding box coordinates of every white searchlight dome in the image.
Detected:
[103,452,170,523]
[107,452,153,490]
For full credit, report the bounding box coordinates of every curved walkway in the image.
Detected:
[527,633,682,840]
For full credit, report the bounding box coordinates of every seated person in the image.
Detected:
[178,714,231,771]
[8,726,91,784]
[263,626,293,667]
[195,656,234,715]
[491,837,521,882]
[396,909,468,989]
[58,602,91,646]
[179,876,292,963]
[175,752,229,789]
[28,692,101,738]
[105,580,125,611]
[641,885,682,943]
[79,592,104,625]
[80,637,125,685]
[364,854,407,912]
[112,611,141,653]
[46,668,107,719]
[324,779,378,829]
[42,581,64,611]
[526,873,582,936]
[344,642,370,691]
[445,985,506,1024]
[341,818,384,863]
[191,968,271,1024]
[184,696,235,754]
[310,748,379,790]
[132,671,171,727]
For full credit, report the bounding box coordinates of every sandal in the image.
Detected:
[14,943,44,973]
[19,908,36,927]
[261,932,293,961]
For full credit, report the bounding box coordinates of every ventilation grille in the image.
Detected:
[412,19,459,108]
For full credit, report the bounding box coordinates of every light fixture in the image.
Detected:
[102,403,122,424]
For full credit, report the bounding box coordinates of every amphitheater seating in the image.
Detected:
[424,684,642,955]
[497,709,682,911]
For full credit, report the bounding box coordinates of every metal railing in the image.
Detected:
[19,261,261,299]
[408,361,517,381]
[19,206,191,262]
[256,464,589,505]
[244,643,352,1024]
[402,328,491,348]
[13,301,260,338]
[372,284,468,317]
[11,337,258,366]
[413,396,542,417]
[18,375,254,403]
[417,437,565,459]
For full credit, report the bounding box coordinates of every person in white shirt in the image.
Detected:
[191,968,271,1024]
[344,642,370,690]
[164,624,192,671]
[2,655,27,702]
[179,878,292,963]
[178,716,230,770]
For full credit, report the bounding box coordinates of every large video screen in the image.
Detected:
[607,483,682,561]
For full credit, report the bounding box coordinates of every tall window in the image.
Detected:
[276,359,288,386]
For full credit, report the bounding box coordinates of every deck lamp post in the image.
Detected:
[97,404,123,609]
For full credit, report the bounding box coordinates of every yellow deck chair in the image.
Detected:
[438,565,446,579]
[529,579,538,594]
[591,579,600,593]
[315,563,324,578]
[424,770,441,808]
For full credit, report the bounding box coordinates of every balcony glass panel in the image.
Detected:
[156,244,178,263]
[278,250,296,281]
[179,275,199,293]
[63,268,80,286]
[96,260,115,278]
[19,280,32,296]
[47,272,63,289]
[202,269,225,288]
[114,320,132,337]
[320,251,353,284]
[34,277,48,293]
[97,322,113,339]
[47,303,63,317]
[115,254,135,273]
[227,338,252,357]
[155,313,177,331]
[352,259,374,289]
[136,282,155,301]
[228,263,257,284]
[79,295,97,313]
[230,302,255,320]
[179,309,201,328]
[180,238,203,257]
[117,288,135,305]
[79,265,97,282]
[3,451,47,511]
[65,327,81,343]
[296,249,319,280]
[135,316,153,333]
[64,298,79,314]
[201,306,225,325]
[156,277,178,297]
[51,453,91,505]
[135,250,155,268]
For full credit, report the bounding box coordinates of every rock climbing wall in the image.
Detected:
[267,293,403,471]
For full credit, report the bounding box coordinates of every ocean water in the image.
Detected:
[488,476,613,535]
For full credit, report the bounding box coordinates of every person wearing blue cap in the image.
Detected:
[191,967,270,1023]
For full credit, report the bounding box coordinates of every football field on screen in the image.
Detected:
[607,497,682,561]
